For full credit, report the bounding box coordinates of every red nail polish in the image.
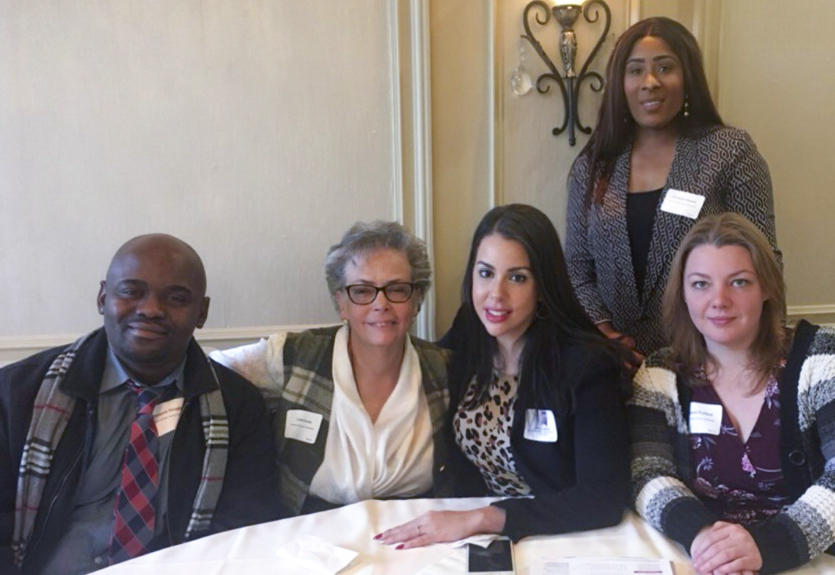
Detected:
[396,544,405,550]
[373,533,382,540]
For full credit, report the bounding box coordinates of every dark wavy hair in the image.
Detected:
[452,204,632,412]
[575,17,723,205]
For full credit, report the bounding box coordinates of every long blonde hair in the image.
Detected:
[662,214,786,385]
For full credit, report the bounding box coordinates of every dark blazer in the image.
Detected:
[0,329,281,574]
[565,125,780,355]
[443,338,630,541]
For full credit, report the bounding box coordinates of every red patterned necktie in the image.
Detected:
[108,380,163,564]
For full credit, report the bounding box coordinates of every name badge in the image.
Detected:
[285,409,323,444]
[524,409,558,443]
[153,398,184,437]
[689,402,723,435]
[660,189,705,220]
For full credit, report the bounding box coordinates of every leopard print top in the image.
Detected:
[454,372,531,496]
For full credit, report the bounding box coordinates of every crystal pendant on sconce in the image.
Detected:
[511,37,533,96]
[510,64,532,96]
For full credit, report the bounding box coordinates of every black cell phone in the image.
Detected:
[467,539,515,574]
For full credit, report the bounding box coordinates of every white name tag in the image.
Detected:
[660,189,705,219]
[524,409,558,443]
[153,398,184,437]
[285,410,323,444]
[689,402,723,435]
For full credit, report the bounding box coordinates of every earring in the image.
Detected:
[535,302,547,320]
[683,95,690,118]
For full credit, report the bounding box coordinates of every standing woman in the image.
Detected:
[378,204,633,547]
[631,214,835,574]
[566,17,779,357]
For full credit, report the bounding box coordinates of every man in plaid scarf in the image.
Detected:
[0,234,280,574]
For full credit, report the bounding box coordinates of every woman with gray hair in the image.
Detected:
[211,221,454,516]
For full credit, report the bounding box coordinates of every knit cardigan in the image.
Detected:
[628,320,835,574]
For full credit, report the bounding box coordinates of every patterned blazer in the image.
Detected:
[565,125,780,355]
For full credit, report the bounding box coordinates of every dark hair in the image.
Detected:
[575,17,723,205]
[663,213,786,388]
[453,204,632,412]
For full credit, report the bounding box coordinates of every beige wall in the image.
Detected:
[2,0,833,364]
[496,0,629,234]
[431,0,634,333]
[429,1,494,335]
[0,1,402,354]
[431,0,835,331]
[716,0,835,323]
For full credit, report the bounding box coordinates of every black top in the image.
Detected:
[626,188,663,296]
[490,344,630,540]
[440,330,630,540]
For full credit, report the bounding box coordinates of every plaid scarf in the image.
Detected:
[12,335,229,568]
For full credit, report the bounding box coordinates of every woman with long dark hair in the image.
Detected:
[566,17,779,357]
[377,204,632,546]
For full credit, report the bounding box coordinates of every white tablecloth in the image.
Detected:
[99,497,835,575]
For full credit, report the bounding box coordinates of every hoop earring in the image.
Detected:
[683,95,690,118]
[535,302,547,320]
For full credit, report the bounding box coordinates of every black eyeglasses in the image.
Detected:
[344,282,416,305]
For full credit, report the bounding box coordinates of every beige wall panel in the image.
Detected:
[0,0,397,339]
[497,0,628,237]
[716,0,835,315]
[429,0,632,335]
[430,0,493,335]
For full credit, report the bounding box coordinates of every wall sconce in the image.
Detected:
[518,0,611,145]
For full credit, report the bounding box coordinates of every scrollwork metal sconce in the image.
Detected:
[521,0,610,145]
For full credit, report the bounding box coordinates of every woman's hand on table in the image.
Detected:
[691,521,762,575]
[374,506,506,549]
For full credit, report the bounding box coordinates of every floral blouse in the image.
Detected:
[689,377,791,524]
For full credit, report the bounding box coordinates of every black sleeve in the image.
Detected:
[211,366,283,530]
[0,359,42,573]
[494,359,631,540]
[436,305,467,351]
[0,383,16,571]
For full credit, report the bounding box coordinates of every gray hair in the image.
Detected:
[324,220,431,310]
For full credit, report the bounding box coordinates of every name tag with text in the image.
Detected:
[660,189,705,219]
[285,409,323,444]
[524,409,558,443]
[154,398,184,436]
[689,402,723,435]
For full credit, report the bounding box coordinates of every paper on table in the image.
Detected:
[275,534,359,574]
[532,556,674,575]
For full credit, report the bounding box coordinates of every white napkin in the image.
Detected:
[448,533,499,548]
[275,535,359,574]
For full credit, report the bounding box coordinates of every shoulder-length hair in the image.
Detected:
[454,204,632,411]
[662,213,786,386]
[324,220,431,311]
[575,17,723,205]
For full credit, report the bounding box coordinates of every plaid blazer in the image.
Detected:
[274,326,450,515]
